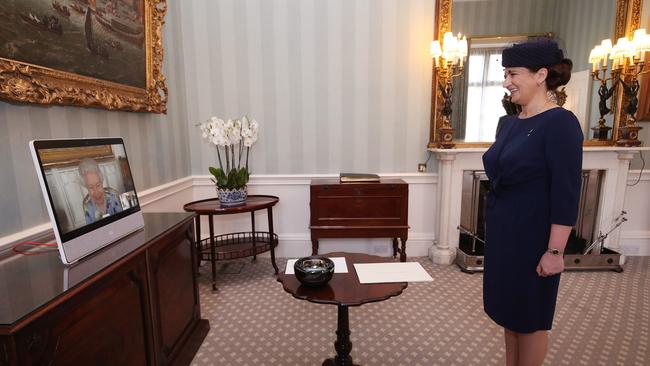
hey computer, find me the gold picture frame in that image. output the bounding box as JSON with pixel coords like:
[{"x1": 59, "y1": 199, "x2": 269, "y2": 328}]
[{"x1": 0, "y1": 0, "x2": 167, "y2": 113}]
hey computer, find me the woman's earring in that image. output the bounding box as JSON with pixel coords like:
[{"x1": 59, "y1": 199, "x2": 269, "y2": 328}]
[{"x1": 547, "y1": 90, "x2": 557, "y2": 104}]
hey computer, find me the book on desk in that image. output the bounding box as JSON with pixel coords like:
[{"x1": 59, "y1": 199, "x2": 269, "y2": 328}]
[{"x1": 339, "y1": 173, "x2": 380, "y2": 183}]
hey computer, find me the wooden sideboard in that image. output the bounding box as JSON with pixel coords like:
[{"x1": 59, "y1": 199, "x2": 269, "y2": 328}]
[
  {"x1": 0, "y1": 213, "x2": 208, "y2": 366},
  {"x1": 310, "y1": 179, "x2": 409, "y2": 261}
]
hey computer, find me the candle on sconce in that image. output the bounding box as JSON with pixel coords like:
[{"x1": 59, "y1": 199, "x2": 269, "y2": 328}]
[
  {"x1": 445, "y1": 36, "x2": 458, "y2": 64},
  {"x1": 633, "y1": 28, "x2": 646, "y2": 53},
  {"x1": 589, "y1": 47, "x2": 600, "y2": 72},
  {"x1": 443, "y1": 32, "x2": 454, "y2": 49},
  {"x1": 459, "y1": 36, "x2": 468, "y2": 68},
  {"x1": 600, "y1": 39, "x2": 612, "y2": 67},
  {"x1": 609, "y1": 41, "x2": 623, "y2": 70},
  {"x1": 633, "y1": 29, "x2": 649, "y2": 62},
  {"x1": 431, "y1": 40, "x2": 442, "y2": 66}
]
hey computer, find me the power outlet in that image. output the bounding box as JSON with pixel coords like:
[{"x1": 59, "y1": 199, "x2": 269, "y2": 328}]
[{"x1": 418, "y1": 163, "x2": 427, "y2": 172}]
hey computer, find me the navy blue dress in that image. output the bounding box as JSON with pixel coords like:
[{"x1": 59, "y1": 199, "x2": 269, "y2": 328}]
[{"x1": 482, "y1": 108, "x2": 583, "y2": 333}]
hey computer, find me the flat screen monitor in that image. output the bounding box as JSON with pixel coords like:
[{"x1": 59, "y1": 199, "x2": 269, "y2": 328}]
[{"x1": 29, "y1": 138, "x2": 144, "y2": 265}]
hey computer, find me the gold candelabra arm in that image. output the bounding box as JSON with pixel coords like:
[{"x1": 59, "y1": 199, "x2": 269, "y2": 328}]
[
  {"x1": 591, "y1": 66, "x2": 608, "y2": 82},
  {"x1": 635, "y1": 61, "x2": 649, "y2": 77},
  {"x1": 449, "y1": 67, "x2": 465, "y2": 79}
]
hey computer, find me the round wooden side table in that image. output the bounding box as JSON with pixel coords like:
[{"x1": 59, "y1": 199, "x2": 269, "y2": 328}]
[
  {"x1": 184, "y1": 195, "x2": 280, "y2": 292},
  {"x1": 277, "y1": 252, "x2": 407, "y2": 366}
]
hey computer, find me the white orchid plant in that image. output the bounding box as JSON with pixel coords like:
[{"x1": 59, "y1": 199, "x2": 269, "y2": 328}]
[{"x1": 198, "y1": 115, "x2": 259, "y2": 190}]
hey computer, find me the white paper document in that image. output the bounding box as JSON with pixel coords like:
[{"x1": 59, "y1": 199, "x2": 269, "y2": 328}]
[
  {"x1": 354, "y1": 262, "x2": 433, "y2": 284},
  {"x1": 285, "y1": 257, "x2": 348, "y2": 275}
]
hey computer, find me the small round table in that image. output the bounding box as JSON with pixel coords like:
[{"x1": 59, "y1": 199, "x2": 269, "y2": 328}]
[
  {"x1": 184, "y1": 195, "x2": 280, "y2": 292},
  {"x1": 277, "y1": 252, "x2": 407, "y2": 366}
]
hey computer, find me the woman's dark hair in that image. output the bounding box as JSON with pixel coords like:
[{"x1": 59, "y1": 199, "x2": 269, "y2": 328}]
[{"x1": 528, "y1": 58, "x2": 573, "y2": 90}]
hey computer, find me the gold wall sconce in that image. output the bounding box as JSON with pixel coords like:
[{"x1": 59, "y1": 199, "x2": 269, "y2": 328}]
[
  {"x1": 589, "y1": 28, "x2": 650, "y2": 146},
  {"x1": 430, "y1": 32, "x2": 468, "y2": 148}
]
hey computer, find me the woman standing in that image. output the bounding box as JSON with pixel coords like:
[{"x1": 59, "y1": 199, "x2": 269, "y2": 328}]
[{"x1": 482, "y1": 40, "x2": 583, "y2": 366}]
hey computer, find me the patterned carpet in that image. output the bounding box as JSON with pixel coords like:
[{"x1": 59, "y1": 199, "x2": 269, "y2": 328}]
[{"x1": 190, "y1": 256, "x2": 650, "y2": 366}]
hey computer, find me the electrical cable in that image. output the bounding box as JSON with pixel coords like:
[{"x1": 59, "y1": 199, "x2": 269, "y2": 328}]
[
  {"x1": 424, "y1": 150, "x2": 433, "y2": 165},
  {"x1": 627, "y1": 151, "x2": 645, "y2": 187}
]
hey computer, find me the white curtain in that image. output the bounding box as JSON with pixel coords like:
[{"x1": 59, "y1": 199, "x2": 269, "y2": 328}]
[{"x1": 464, "y1": 47, "x2": 507, "y2": 142}]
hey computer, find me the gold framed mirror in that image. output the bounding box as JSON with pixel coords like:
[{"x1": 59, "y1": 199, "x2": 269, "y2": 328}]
[{"x1": 428, "y1": 0, "x2": 643, "y2": 148}]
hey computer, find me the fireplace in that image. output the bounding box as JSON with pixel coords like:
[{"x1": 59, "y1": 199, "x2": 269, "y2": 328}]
[
  {"x1": 455, "y1": 169, "x2": 625, "y2": 273},
  {"x1": 429, "y1": 147, "x2": 645, "y2": 267}
]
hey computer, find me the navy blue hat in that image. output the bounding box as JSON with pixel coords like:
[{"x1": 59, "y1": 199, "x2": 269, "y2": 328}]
[{"x1": 502, "y1": 39, "x2": 564, "y2": 68}]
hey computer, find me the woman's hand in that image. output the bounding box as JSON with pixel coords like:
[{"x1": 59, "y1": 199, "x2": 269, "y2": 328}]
[{"x1": 536, "y1": 252, "x2": 564, "y2": 277}]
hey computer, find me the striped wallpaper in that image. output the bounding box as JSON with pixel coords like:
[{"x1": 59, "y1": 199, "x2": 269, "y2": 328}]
[
  {"x1": 180, "y1": 0, "x2": 435, "y2": 176},
  {"x1": 0, "y1": 1, "x2": 191, "y2": 236}
]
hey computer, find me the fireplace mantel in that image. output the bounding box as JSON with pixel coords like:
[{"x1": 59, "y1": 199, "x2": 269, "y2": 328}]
[{"x1": 428, "y1": 146, "x2": 650, "y2": 265}]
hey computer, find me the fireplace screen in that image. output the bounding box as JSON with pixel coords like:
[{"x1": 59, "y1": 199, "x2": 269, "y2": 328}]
[{"x1": 459, "y1": 170, "x2": 605, "y2": 257}]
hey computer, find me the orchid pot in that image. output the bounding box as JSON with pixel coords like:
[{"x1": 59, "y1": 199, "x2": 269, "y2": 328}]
[{"x1": 198, "y1": 115, "x2": 259, "y2": 207}]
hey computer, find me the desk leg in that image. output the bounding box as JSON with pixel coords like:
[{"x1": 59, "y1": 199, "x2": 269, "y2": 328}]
[
  {"x1": 400, "y1": 237, "x2": 407, "y2": 262},
  {"x1": 323, "y1": 305, "x2": 357, "y2": 366},
  {"x1": 267, "y1": 207, "x2": 279, "y2": 274},
  {"x1": 208, "y1": 214, "x2": 218, "y2": 293},
  {"x1": 392, "y1": 238, "x2": 398, "y2": 258},
  {"x1": 312, "y1": 239, "x2": 319, "y2": 255},
  {"x1": 251, "y1": 211, "x2": 257, "y2": 262}
]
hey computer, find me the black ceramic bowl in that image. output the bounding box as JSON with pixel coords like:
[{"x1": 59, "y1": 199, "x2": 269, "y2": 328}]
[{"x1": 294, "y1": 256, "x2": 335, "y2": 287}]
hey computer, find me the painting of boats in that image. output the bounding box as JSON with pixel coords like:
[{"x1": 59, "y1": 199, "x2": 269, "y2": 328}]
[
  {"x1": 94, "y1": 11, "x2": 143, "y2": 47},
  {"x1": 20, "y1": 12, "x2": 63, "y2": 35},
  {"x1": 0, "y1": 0, "x2": 147, "y2": 89}
]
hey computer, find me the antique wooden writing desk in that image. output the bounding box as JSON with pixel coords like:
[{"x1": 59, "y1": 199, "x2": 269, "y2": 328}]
[{"x1": 310, "y1": 179, "x2": 409, "y2": 261}]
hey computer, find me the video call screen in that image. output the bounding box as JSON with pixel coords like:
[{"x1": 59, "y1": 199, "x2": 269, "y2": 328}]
[{"x1": 35, "y1": 142, "x2": 139, "y2": 237}]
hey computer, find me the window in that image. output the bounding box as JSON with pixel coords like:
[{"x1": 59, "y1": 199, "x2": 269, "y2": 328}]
[{"x1": 464, "y1": 48, "x2": 507, "y2": 142}]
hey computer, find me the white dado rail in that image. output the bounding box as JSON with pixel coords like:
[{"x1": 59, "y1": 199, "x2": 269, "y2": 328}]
[{"x1": 429, "y1": 146, "x2": 650, "y2": 265}]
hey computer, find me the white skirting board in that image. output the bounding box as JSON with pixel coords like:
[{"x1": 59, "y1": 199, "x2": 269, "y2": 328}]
[
  {"x1": 2, "y1": 172, "x2": 649, "y2": 258},
  {"x1": 191, "y1": 173, "x2": 438, "y2": 259},
  {"x1": 254, "y1": 234, "x2": 435, "y2": 259}
]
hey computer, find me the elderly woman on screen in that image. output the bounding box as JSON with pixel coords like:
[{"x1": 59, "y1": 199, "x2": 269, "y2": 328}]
[{"x1": 78, "y1": 158, "x2": 122, "y2": 224}]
